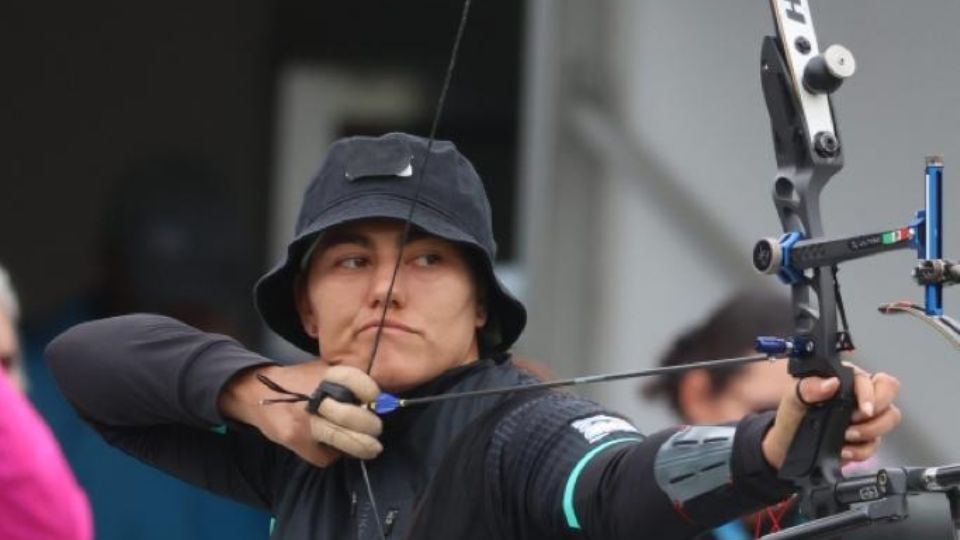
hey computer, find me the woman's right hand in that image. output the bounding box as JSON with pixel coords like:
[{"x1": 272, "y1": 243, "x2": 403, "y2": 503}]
[{"x1": 219, "y1": 361, "x2": 345, "y2": 467}]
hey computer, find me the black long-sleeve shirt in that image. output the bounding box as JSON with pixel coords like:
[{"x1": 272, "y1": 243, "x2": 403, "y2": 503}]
[{"x1": 47, "y1": 314, "x2": 793, "y2": 539}]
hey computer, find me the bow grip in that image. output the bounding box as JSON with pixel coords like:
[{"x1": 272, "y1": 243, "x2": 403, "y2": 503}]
[
  {"x1": 305, "y1": 380, "x2": 360, "y2": 414},
  {"x1": 779, "y1": 364, "x2": 856, "y2": 513}
]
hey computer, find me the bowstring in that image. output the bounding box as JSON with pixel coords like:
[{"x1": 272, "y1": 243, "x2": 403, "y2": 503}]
[
  {"x1": 358, "y1": 1, "x2": 474, "y2": 538},
  {"x1": 359, "y1": 460, "x2": 387, "y2": 540},
  {"x1": 364, "y1": 0, "x2": 473, "y2": 378}
]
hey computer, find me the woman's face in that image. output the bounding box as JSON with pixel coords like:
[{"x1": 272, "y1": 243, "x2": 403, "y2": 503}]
[{"x1": 296, "y1": 219, "x2": 486, "y2": 392}]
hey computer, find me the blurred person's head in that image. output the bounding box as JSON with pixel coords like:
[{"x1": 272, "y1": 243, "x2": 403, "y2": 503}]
[
  {"x1": 644, "y1": 289, "x2": 795, "y2": 424},
  {"x1": 0, "y1": 263, "x2": 24, "y2": 390}
]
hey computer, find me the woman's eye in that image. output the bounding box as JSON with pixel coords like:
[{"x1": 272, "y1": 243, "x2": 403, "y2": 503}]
[
  {"x1": 412, "y1": 253, "x2": 441, "y2": 267},
  {"x1": 337, "y1": 257, "x2": 367, "y2": 269}
]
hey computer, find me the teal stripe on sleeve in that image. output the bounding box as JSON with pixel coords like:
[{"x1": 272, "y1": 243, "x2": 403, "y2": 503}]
[
  {"x1": 713, "y1": 520, "x2": 750, "y2": 540},
  {"x1": 562, "y1": 436, "x2": 643, "y2": 529}
]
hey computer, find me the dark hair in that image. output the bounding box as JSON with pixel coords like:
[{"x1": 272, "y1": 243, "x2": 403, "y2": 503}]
[{"x1": 642, "y1": 289, "x2": 793, "y2": 416}]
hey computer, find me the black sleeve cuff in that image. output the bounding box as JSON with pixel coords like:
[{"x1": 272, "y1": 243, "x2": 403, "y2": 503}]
[
  {"x1": 181, "y1": 338, "x2": 277, "y2": 426},
  {"x1": 731, "y1": 411, "x2": 796, "y2": 503}
]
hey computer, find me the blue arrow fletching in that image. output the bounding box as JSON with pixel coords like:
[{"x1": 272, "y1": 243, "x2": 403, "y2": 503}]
[{"x1": 372, "y1": 393, "x2": 401, "y2": 415}]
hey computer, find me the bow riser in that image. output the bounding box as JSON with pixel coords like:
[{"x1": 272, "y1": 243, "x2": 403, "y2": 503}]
[{"x1": 761, "y1": 0, "x2": 857, "y2": 523}]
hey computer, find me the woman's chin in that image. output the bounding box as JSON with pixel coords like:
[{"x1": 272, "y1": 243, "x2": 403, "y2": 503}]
[
  {"x1": 371, "y1": 366, "x2": 425, "y2": 394},
  {"x1": 375, "y1": 379, "x2": 415, "y2": 394}
]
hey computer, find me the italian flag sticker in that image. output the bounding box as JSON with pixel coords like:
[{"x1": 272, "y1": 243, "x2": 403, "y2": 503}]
[{"x1": 882, "y1": 227, "x2": 913, "y2": 244}]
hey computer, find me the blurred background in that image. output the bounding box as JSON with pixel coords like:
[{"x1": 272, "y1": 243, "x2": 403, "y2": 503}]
[{"x1": 2, "y1": 1, "x2": 959, "y2": 538}]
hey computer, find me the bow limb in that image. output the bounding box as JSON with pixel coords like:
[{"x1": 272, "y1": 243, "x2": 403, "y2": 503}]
[{"x1": 878, "y1": 301, "x2": 960, "y2": 351}]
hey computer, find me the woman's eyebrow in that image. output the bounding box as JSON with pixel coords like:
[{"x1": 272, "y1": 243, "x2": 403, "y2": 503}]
[{"x1": 318, "y1": 231, "x2": 372, "y2": 250}]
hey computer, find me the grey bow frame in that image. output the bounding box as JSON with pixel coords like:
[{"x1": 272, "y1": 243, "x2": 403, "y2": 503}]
[{"x1": 759, "y1": 0, "x2": 857, "y2": 526}]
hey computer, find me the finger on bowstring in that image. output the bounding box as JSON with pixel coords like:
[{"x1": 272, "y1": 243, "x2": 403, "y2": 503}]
[
  {"x1": 310, "y1": 416, "x2": 383, "y2": 460},
  {"x1": 796, "y1": 376, "x2": 840, "y2": 406},
  {"x1": 318, "y1": 397, "x2": 383, "y2": 437},
  {"x1": 846, "y1": 404, "x2": 901, "y2": 442},
  {"x1": 323, "y1": 365, "x2": 380, "y2": 402}
]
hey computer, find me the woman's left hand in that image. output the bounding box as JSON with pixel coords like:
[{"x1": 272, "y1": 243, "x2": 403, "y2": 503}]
[{"x1": 762, "y1": 363, "x2": 902, "y2": 469}]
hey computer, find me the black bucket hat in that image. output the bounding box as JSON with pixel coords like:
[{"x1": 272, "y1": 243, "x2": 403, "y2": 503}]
[{"x1": 255, "y1": 132, "x2": 527, "y2": 355}]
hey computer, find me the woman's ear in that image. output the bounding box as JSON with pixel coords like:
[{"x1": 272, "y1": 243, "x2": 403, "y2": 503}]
[{"x1": 475, "y1": 302, "x2": 487, "y2": 328}]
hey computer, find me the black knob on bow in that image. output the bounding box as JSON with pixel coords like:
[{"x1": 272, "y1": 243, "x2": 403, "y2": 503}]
[{"x1": 803, "y1": 44, "x2": 856, "y2": 94}]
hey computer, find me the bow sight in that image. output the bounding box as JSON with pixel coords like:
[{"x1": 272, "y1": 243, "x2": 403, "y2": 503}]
[{"x1": 752, "y1": 1, "x2": 960, "y2": 538}]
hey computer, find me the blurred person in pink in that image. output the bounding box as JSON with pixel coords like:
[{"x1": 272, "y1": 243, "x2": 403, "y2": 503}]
[{"x1": 0, "y1": 264, "x2": 92, "y2": 540}]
